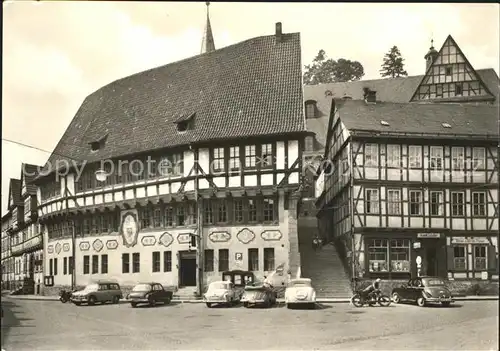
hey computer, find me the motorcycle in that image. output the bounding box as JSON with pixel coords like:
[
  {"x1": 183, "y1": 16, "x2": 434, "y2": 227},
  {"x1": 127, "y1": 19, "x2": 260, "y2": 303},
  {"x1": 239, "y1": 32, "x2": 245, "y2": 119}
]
[
  {"x1": 351, "y1": 289, "x2": 391, "y2": 307},
  {"x1": 59, "y1": 289, "x2": 73, "y2": 303}
]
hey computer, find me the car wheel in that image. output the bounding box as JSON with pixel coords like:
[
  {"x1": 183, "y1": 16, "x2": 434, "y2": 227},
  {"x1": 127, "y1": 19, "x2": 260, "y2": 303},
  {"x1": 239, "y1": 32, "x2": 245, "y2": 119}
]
[
  {"x1": 112, "y1": 296, "x2": 120, "y2": 304},
  {"x1": 243, "y1": 302, "x2": 249, "y2": 308},
  {"x1": 206, "y1": 303, "x2": 212, "y2": 308},
  {"x1": 392, "y1": 292, "x2": 401, "y2": 304},
  {"x1": 165, "y1": 297, "x2": 171, "y2": 305},
  {"x1": 287, "y1": 303, "x2": 293, "y2": 309},
  {"x1": 441, "y1": 302, "x2": 451, "y2": 307},
  {"x1": 308, "y1": 303, "x2": 316, "y2": 310},
  {"x1": 131, "y1": 302, "x2": 137, "y2": 308},
  {"x1": 148, "y1": 297, "x2": 156, "y2": 307},
  {"x1": 74, "y1": 302, "x2": 82, "y2": 306},
  {"x1": 416, "y1": 297, "x2": 426, "y2": 307},
  {"x1": 88, "y1": 296, "x2": 97, "y2": 306}
]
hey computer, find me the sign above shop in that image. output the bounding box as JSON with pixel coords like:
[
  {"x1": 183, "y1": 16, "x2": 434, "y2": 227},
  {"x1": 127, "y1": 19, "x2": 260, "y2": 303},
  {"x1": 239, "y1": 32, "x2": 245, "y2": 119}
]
[
  {"x1": 413, "y1": 242, "x2": 421, "y2": 249},
  {"x1": 417, "y1": 233, "x2": 441, "y2": 238},
  {"x1": 451, "y1": 237, "x2": 491, "y2": 245}
]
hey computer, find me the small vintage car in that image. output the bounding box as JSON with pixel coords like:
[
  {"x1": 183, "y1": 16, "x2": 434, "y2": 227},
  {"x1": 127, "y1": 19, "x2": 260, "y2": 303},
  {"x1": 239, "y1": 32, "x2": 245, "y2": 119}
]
[
  {"x1": 284, "y1": 278, "x2": 316, "y2": 309},
  {"x1": 203, "y1": 281, "x2": 241, "y2": 307},
  {"x1": 127, "y1": 282, "x2": 173, "y2": 308},
  {"x1": 391, "y1": 276, "x2": 454, "y2": 307},
  {"x1": 241, "y1": 283, "x2": 277, "y2": 308},
  {"x1": 71, "y1": 281, "x2": 123, "y2": 306}
]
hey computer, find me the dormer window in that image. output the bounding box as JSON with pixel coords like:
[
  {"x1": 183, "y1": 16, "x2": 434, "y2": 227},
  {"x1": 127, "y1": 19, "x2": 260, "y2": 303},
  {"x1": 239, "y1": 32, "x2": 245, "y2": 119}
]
[
  {"x1": 445, "y1": 66, "x2": 452, "y2": 76},
  {"x1": 174, "y1": 112, "x2": 195, "y2": 133},
  {"x1": 89, "y1": 134, "x2": 108, "y2": 152},
  {"x1": 305, "y1": 100, "x2": 317, "y2": 119}
]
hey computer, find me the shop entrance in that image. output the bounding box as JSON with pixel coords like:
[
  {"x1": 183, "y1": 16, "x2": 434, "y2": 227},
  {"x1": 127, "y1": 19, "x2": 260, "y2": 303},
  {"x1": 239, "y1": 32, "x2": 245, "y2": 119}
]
[
  {"x1": 179, "y1": 251, "x2": 197, "y2": 287},
  {"x1": 416, "y1": 237, "x2": 446, "y2": 278}
]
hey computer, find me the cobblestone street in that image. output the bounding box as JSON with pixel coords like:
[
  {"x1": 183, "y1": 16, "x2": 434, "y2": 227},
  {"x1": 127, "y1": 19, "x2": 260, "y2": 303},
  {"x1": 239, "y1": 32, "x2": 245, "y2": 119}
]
[{"x1": 1, "y1": 299, "x2": 498, "y2": 350}]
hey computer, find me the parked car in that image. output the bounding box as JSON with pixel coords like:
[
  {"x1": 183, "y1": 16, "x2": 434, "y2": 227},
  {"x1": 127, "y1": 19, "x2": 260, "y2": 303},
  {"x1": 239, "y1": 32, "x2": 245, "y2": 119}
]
[
  {"x1": 284, "y1": 278, "x2": 316, "y2": 309},
  {"x1": 391, "y1": 276, "x2": 454, "y2": 307},
  {"x1": 71, "y1": 281, "x2": 122, "y2": 306},
  {"x1": 203, "y1": 281, "x2": 241, "y2": 307},
  {"x1": 127, "y1": 282, "x2": 173, "y2": 308},
  {"x1": 241, "y1": 283, "x2": 277, "y2": 308}
]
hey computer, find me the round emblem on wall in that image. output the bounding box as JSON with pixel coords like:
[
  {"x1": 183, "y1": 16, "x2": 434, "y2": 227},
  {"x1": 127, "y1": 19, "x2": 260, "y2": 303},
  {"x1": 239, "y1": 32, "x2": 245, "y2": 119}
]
[
  {"x1": 141, "y1": 236, "x2": 157, "y2": 246},
  {"x1": 120, "y1": 211, "x2": 139, "y2": 248},
  {"x1": 55, "y1": 243, "x2": 62, "y2": 254},
  {"x1": 236, "y1": 228, "x2": 255, "y2": 244},
  {"x1": 93, "y1": 239, "x2": 104, "y2": 253},
  {"x1": 106, "y1": 240, "x2": 119, "y2": 250},
  {"x1": 63, "y1": 243, "x2": 70, "y2": 252},
  {"x1": 158, "y1": 232, "x2": 173, "y2": 248}
]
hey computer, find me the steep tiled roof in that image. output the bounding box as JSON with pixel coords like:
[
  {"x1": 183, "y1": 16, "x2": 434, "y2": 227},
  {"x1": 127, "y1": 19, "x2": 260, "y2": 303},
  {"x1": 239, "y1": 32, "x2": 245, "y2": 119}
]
[
  {"x1": 21, "y1": 163, "x2": 40, "y2": 195},
  {"x1": 40, "y1": 32, "x2": 306, "y2": 176},
  {"x1": 9, "y1": 179, "x2": 22, "y2": 207},
  {"x1": 337, "y1": 100, "x2": 499, "y2": 139}
]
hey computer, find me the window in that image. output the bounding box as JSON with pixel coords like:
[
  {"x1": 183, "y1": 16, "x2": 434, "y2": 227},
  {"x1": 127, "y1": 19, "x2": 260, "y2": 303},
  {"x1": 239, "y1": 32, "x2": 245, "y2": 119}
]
[
  {"x1": 219, "y1": 249, "x2": 229, "y2": 272},
  {"x1": 455, "y1": 83, "x2": 463, "y2": 96},
  {"x1": 212, "y1": 148, "x2": 224, "y2": 172},
  {"x1": 248, "y1": 249, "x2": 259, "y2": 271},
  {"x1": 472, "y1": 148, "x2": 486, "y2": 170},
  {"x1": 248, "y1": 199, "x2": 257, "y2": 222},
  {"x1": 171, "y1": 153, "x2": 184, "y2": 176},
  {"x1": 158, "y1": 157, "x2": 172, "y2": 178},
  {"x1": 264, "y1": 248, "x2": 275, "y2": 271},
  {"x1": 445, "y1": 66, "x2": 452, "y2": 76},
  {"x1": 163, "y1": 251, "x2": 172, "y2": 272},
  {"x1": 430, "y1": 146, "x2": 443, "y2": 170},
  {"x1": 409, "y1": 190, "x2": 422, "y2": 215},
  {"x1": 83, "y1": 255, "x2": 90, "y2": 274},
  {"x1": 122, "y1": 253, "x2": 130, "y2": 273},
  {"x1": 474, "y1": 246, "x2": 487, "y2": 270},
  {"x1": 386, "y1": 145, "x2": 400, "y2": 168},
  {"x1": 389, "y1": 239, "x2": 410, "y2": 272},
  {"x1": 229, "y1": 146, "x2": 240, "y2": 170},
  {"x1": 203, "y1": 202, "x2": 213, "y2": 225},
  {"x1": 260, "y1": 144, "x2": 273, "y2": 168},
  {"x1": 305, "y1": 102, "x2": 315, "y2": 118},
  {"x1": 451, "y1": 192, "x2": 465, "y2": 216},
  {"x1": 245, "y1": 145, "x2": 256, "y2": 168},
  {"x1": 204, "y1": 250, "x2": 214, "y2": 272},
  {"x1": 69, "y1": 256, "x2": 73, "y2": 275},
  {"x1": 139, "y1": 207, "x2": 152, "y2": 229},
  {"x1": 365, "y1": 189, "x2": 379, "y2": 214},
  {"x1": 132, "y1": 253, "x2": 140, "y2": 273},
  {"x1": 53, "y1": 258, "x2": 58, "y2": 275},
  {"x1": 215, "y1": 200, "x2": 228, "y2": 223},
  {"x1": 101, "y1": 254, "x2": 108, "y2": 274},
  {"x1": 92, "y1": 255, "x2": 99, "y2": 274},
  {"x1": 233, "y1": 199, "x2": 243, "y2": 223},
  {"x1": 368, "y1": 239, "x2": 388, "y2": 272},
  {"x1": 63, "y1": 257, "x2": 68, "y2": 275},
  {"x1": 387, "y1": 189, "x2": 401, "y2": 215},
  {"x1": 152, "y1": 251, "x2": 161, "y2": 272},
  {"x1": 472, "y1": 192, "x2": 486, "y2": 216},
  {"x1": 364, "y1": 144, "x2": 378, "y2": 167},
  {"x1": 430, "y1": 191, "x2": 443, "y2": 216},
  {"x1": 24, "y1": 197, "x2": 31, "y2": 214},
  {"x1": 408, "y1": 146, "x2": 422, "y2": 168},
  {"x1": 263, "y1": 198, "x2": 276, "y2": 222},
  {"x1": 153, "y1": 208, "x2": 162, "y2": 227},
  {"x1": 451, "y1": 147, "x2": 465, "y2": 171},
  {"x1": 453, "y1": 246, "x2": 466, "y2": 270},
  {"x1": 164, "y1": 206, "x2": 174, "y2": 227}
]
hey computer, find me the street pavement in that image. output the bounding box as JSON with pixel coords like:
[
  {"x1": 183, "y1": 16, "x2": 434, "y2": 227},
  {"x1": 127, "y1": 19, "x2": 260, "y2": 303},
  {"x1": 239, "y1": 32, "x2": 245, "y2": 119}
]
[{"x1": 1, "y1": 298, "x2": 498, "y2": 350}]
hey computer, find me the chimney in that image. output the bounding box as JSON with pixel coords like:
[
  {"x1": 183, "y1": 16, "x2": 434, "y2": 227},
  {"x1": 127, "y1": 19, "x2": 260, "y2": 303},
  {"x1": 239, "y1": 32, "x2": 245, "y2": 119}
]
[{"x1": 275, "y1": 22, "x2": 282, "y2": 43}]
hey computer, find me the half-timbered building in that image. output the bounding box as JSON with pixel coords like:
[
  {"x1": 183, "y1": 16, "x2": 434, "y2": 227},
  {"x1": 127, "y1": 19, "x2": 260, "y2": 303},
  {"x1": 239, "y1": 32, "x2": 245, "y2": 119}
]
[
  {"x1": 1, "y1": 211, "x2": 14, "y2": 290},
  {"x1": 34, "y1": 20, "x2": 307, "y2": 296},
  {"x1": 312, "y1": 35, "x2": 499, "y2": 290}
]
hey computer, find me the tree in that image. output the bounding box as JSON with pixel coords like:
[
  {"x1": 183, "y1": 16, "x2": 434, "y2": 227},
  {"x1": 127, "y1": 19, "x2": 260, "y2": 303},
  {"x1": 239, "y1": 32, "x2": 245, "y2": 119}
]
[
  {"x1": 380, "y1": 46, "x2": 408, "y2": 78},
  {"x1": 303, "y1": 50, "x2": 365, "y2": 84}
]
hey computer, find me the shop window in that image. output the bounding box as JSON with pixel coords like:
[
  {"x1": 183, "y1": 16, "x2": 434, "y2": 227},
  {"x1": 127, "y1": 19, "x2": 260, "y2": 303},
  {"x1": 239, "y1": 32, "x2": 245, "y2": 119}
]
[
  {"x1": 453, "y1": 246, "x2": 466, "y2": 270},
  {"x1": 390, "y1": 239, "x2": 410, "y2": 272},
  {"x1": 474, "y1": 246, "x2": 487, "y2": 271},
  {"x1": 368, "y1": 239, "x2": 388, "y2": 272}
]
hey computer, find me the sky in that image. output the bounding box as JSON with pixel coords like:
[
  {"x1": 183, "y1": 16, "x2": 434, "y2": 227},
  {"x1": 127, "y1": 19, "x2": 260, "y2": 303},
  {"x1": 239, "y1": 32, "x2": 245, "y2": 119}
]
[{"x1": 2, "y1": 1, "x2": 499, "y2": 215}]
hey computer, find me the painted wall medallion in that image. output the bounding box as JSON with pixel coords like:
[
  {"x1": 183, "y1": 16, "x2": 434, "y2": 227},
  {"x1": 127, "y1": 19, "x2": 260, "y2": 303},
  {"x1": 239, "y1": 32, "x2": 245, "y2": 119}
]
[
  {"x1": 55, "y1": 243, "x2": 62, "y2": 254},
  {"x1": 141, "y1": 236, "x2": 157, "y2": 246},
  {"x1": 177, "y1": 233, "x2": 192, "y2": 244},
  {"x1": 63, "y1": 243, "x2": 70, "y2": 252},
  {"x1": 236, "y1": 228, "x2": 255, "y2": 244},
  {"x1": 158, "y1": 232, "x2": 174, "y2": 248},
  {"x1": 47, "y1": 245, "x2": 54, "y2": 254},
  {"x1": 92, "y1": 239, "x2": 104, "y2": 252},
  {"x1": 261, "y1": 230, "x2": 283, "y2": 241},
  {"x1": 120, "y1": 210, "x2": 139, "y2": 248},
  {"x1": 106, "y1": 240, "x2": 119, "y2": 250},
  {"x1": 79, "y1": 241, "x2": 90, "y2": 251},
  {"x1": 209, "y1": 231, "x2": 231, "y2": 243}
]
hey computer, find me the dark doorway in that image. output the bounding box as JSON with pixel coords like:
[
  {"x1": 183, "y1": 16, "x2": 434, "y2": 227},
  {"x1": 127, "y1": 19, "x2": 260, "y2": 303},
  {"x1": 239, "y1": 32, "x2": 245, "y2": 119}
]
[
  {"x1": 179, "y1": 251, "x2": 197, "y2": 287},
  {"x1": 426, "y1": 247, "x2": 437, "y2": 276}
]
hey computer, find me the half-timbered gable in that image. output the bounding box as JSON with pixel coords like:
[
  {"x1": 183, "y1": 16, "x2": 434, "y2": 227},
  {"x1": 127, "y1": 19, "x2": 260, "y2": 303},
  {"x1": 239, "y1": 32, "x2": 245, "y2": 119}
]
[
  {"x1": 316, "y1": 97, "x2": 499, "y2": 283},
  {"x1": 33, "y1": 22, "x2": 307, "y2": 294}
]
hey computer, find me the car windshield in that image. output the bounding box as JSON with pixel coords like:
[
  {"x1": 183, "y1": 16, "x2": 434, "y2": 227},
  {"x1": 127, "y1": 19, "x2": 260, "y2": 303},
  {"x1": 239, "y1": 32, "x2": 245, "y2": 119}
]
[
  {"x1": 84, "y1": 284, "x2": 98, "y2": 292},
  {"x1": 423, "y1": 278, "x2": 445, "y2": 286},
  {"x1": 132, "y1": 284, "x2": 152, "y2": 292},
  {"x1": 209, "y1": 283, "x2": 228, "y2": 290}
]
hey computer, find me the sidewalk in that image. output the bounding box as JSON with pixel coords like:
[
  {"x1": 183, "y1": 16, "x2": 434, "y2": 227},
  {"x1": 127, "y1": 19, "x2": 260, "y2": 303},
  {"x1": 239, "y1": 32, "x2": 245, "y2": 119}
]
[{"x1": 4, "y1": 295, "x2": 498, "y2": 303}]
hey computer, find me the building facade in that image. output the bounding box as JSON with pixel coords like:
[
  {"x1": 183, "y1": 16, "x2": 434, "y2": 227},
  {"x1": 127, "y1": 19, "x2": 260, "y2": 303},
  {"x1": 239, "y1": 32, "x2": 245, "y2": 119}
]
[
  {"x1": 34, "y1": 21, "x2": 308, "y2": 296},
  {"x1": 312, "y1": 35, "x2": 499, "y2": 291},
  {"x1": 1, "y1": 212, "x2": 14, "y2": 290}
]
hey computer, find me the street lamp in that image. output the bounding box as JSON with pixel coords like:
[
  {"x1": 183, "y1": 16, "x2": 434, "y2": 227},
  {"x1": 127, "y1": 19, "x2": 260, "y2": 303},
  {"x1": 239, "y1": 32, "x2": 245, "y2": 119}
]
[{"x1": 68, "y1": 168, "x2": 109, "y2": 291}]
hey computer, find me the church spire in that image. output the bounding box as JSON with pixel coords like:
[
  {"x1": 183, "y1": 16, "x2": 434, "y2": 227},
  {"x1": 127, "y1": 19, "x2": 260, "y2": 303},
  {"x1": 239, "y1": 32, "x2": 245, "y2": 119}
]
[{"x1": 201, "y1": 2, "x2": 215, "y2": 54}]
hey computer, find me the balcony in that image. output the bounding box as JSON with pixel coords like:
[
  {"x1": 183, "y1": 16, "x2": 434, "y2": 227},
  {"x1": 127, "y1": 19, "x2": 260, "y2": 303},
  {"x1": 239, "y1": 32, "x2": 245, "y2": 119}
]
[{"x1": 10, "y1": 234, "x2": 43, "y2": 257}]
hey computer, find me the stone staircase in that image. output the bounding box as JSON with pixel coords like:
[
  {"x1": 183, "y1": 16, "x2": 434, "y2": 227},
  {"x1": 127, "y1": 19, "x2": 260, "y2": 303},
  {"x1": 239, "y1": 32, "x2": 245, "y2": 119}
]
[
  {"x1": 297, "y1": 217, "x2": 352, "y2": 298},
  {"x1": 172, "y1": 286, "x2": 201, "y2": 301}
]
